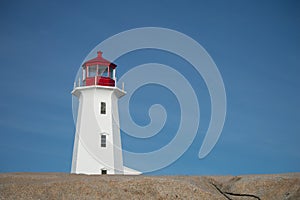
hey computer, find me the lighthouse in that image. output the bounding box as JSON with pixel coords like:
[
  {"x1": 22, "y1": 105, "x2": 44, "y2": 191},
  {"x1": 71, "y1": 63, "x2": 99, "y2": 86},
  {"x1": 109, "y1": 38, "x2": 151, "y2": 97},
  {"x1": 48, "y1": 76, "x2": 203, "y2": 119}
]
[{"x1": 71, "y1": 51, "x2": 140, "y2": 175}]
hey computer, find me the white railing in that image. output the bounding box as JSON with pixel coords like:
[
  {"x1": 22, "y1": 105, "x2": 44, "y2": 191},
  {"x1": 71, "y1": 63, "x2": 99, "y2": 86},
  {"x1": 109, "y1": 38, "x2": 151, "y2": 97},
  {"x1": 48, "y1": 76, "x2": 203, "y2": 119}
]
[
  {"x1": 73, "y1": 77, "x2": 83, "y2": 89},
  {"x1": 73, "y1": 72, "x2": 124, "y2": 92}
]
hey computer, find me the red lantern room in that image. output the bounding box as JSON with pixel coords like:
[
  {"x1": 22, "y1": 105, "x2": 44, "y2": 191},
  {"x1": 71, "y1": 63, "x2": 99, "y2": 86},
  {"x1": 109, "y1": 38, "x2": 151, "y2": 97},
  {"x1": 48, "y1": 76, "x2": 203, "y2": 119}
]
[{"x1": 82, "y1": 51, "x2": 116, "y2": 87}]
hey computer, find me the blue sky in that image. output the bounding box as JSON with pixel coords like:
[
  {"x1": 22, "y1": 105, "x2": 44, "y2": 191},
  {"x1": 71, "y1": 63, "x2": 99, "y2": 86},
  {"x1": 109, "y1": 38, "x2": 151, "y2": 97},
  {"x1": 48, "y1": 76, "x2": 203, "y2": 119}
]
[{"x1": 0, "y1": 0, "x2": 299, "y2": 175}]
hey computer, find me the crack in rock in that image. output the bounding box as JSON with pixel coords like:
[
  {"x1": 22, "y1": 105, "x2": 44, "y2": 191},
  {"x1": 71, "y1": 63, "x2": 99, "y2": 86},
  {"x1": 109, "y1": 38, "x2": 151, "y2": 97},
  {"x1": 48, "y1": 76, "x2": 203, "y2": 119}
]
[
  {"x1": 211, "y1": 182, "x2": 231, "y2": 200},
  {"x1": 211, "y1": 182, "x2": 261, "y2": 200},
  {"x1": 224, "y1": 191, "x2": 261, "y2": 200}
]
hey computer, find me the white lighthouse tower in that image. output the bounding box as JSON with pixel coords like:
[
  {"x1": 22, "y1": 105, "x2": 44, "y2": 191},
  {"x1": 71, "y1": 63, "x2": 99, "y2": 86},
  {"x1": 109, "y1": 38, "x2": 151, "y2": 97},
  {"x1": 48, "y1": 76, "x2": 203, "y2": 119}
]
[{"x1": 71, "y1": 51, "x2": 140, "y2": 175}]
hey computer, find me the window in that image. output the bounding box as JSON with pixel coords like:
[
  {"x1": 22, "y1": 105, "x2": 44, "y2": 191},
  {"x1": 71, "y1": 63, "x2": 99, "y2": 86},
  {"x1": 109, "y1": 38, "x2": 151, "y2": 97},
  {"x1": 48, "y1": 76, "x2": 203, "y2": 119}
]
[
  {"x1": 109, "y1": 69, "x2": 114, "y2": 79},
  {"x1": 101, "y1": 134, "x2": 106, "y2": 147},
  {"x1": 98, "y1": 66, "x2": 107, "y2": 76},
  {"x1": 101, "y1": 169, "x2": 107, "y2": 174},
  {"x1": 82, "y1": 69, "x2": 86, "y2": 81},
  {"x1": 100, "y1": 102, "x2": 106, "y2": 114},
  {"x1": 88, "y1": 66, "x2": 97, "y2": 77},
  {"x1": 102, "y1": 68, "x2": 108, "y2": 77}
]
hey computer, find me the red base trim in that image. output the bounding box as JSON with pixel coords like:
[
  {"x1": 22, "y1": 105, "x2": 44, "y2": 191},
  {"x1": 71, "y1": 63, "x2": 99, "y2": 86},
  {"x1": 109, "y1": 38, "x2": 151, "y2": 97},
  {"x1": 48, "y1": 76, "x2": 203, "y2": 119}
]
[{"x1": 85, "y1": 76, "x2": 115, "y2": 87}]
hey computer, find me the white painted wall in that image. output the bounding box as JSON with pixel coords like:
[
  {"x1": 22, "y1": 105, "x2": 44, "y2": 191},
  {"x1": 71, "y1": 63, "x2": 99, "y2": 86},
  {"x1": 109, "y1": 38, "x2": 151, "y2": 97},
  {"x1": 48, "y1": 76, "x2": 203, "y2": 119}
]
[{"x1": 71, "y1": 86, "x2": 125, "y2": 175}]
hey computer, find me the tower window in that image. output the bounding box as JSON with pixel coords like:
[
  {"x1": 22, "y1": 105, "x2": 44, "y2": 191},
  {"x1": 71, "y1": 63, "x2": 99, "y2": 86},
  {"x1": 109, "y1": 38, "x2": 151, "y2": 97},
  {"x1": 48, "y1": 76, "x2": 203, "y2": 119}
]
[
  {"x1": 101, "y1": 169, "x2": 107, "y2": 174},
  {"x1": 100, "y1": 102, "x2": 106, "y2": 114},
  {"x1": 101, "y1": 134, "x2": 106, "y2": 147}
]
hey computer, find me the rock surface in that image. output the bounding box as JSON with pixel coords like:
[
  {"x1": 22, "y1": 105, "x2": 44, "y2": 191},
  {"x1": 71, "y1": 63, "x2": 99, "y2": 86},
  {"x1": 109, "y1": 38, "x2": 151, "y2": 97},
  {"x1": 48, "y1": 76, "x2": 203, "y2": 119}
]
[{"x1": 0, "y1": 173, "x2": 299, "y2": 199}]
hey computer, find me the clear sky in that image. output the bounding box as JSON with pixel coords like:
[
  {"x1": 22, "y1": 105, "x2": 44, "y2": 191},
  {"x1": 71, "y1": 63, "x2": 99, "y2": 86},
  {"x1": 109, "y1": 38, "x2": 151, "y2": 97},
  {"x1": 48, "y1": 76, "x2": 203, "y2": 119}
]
[{"x1": 0, "y1": 0, "x2": 299, "y2": 175}]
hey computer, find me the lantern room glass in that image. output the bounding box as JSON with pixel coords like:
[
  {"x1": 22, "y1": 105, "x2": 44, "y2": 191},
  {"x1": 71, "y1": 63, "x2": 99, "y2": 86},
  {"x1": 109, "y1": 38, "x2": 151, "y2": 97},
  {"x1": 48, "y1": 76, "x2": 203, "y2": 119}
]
[
  {"x1": 98, "y1": 66, "x2": 114, "y2": 79},
  {"x1": 88, "y1": 65, "x2": 97, "y2": 77},
  {"x1": 98, "y1": 66, "x2": 107, "y2": 76},
  {"x1": 110, "y1": 69, "x2": 114, "y2": 79}
]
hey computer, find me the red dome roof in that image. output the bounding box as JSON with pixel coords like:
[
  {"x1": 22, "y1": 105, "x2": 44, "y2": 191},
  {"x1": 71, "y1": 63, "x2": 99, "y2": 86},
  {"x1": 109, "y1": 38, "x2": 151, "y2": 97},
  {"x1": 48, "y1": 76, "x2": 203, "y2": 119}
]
[{"x1": 82, "y1": 51, "x2": 117, "y2": 69}]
